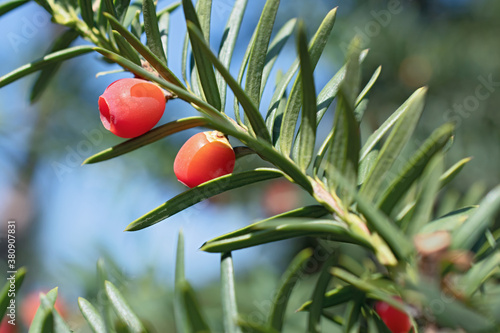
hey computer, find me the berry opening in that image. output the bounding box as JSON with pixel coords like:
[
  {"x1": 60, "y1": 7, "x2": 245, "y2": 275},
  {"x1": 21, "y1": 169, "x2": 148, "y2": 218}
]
[{"x1": 98, "y1": 96, "x2": 111, "y2": 130}]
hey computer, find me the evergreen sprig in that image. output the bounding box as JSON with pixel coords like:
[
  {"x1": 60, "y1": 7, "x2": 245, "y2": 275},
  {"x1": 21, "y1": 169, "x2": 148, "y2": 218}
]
[{"x1": 1, "y1": 0, "x2": 499, "y2": 331}]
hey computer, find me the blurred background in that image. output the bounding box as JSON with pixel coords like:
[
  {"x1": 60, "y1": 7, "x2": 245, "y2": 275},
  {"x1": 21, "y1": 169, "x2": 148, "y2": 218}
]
[{"x1": 0, "y1": 0, "x2": 498, "y2": 331}]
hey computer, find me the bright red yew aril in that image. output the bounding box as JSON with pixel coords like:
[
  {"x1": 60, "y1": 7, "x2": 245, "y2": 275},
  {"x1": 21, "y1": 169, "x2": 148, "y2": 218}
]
[
  {"x1": 374, "y1": 297, "x2": 412, "y2": 333},
  {"x1": 98, "y1": 78, "x2": 166, "y2": 138},
  {"x1": 174, "y1": 131, "x2": 235, "y2": 188}
]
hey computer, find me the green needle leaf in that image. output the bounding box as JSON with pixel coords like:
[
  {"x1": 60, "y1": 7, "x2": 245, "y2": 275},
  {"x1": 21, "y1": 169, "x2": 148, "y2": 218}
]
[
  {"x1": 221, "y1": 253, "x2": 242, "y2": 333},
  {"x1": 217, "y1": 0, "x2": 248, "y2": 113},
  {"x1": 461, "y1": 251, "x2": 500, "y2": 297},
  {"x1": 158, "y1": 12, "x2": 171, "y2": 65},
  {"x1": 355, "y1": 65, "x2": 381, "y2": 106},
  {"x1": 95, "y1": 259, "x2": 114, "y2": 330},
  {"x1": 313, "y1": 129, "x2": 333, "y2": 177},
  {"x1": 329, "y1": 165, "x2": 412, "y2": 260},
  {"x1": 330, "y1": 269, "x2": 401, "y2": 309},
  {"x1": 269, "y1": 76, "x2": 287, "y2": 145},
  {"x1": 406, "y1": 153, "x2": 444, "y2": 236},
  {"x1": 143, "y1": 0, "x2": 167, "y2": 64},
  {"x1": 234, "y1": 28, "x2": 257, "y2": 125},
  {"x1": 279, "y1": 8, "x2": 337, "y2": 155},
  {"x1": 78, "y1": 0, "x2": 94, "y2": 27},
  {"x1": 421, "y1": 206, "x2": 476, "y2": 234},
  {"x1": 245, "y1": 0, "x2": 280, "y2": 110},
  {"x1": 83, "y1": 117, "x2": 208, "y2": 164},
  {"x1": 29, "y1": 288, "x2": 58, "y2": 333},
  {"x1": 30, "y1": 29, "x2": 80, "y2": 103},
  {"x1": 125, "y1": 168, "x2": 283, "y2": 231},
  {"x1": 297, "y1": 285, "x2": 360, "y2": 312},
  {"x1": 183, "y1": 0, "x2": 221, "y2": 110},
  {"x1": 296, "y1": 21, "x2": 317, "y2": 171},
  {"x1": 476, "y1": 229, "x2": 500, "y2": 262},
  {"x1": 105, "y1": 280, "x2": 146, "y2": 333},
  {"x1": 261, "y1": 18, "x2": 297, "y2": 97},
  {"x1": 175, "y1": 230, "x2": 186, "y2": 285},
  {"x1": 0, "y1": 45, "x2": 93, "y2": 88},
  {"x1": 157, "y1": 1, "x2": 182, "y2": 17},
  {"x1": 356, "y1": 195, "x2": 413, "y2": 260},
  {"x1": 294, "y1": 49, "x2": 368, "y2": 161},
  {"x1": 201, "y1": 218, "x2": 373, "y2": 253},
  {"x1": 102, "y1": 0, "x2": 117, "y2": 18},
  {"x1": 96, "y1": 0, "x2": 107, "y2": 33},
  {"x1": 0, "y1": 267, "x2": 26, "y2": 319},
  {"x1": 308, "y1": 253, "x2": 337, "y2": 333},
  {"x1": 322, "y1": 50, "x2": 368, "y2": 123},
  {"x1": 180, "y1": 280, "x2": 212, "y2": 332},
  {"x1": 187, "y1": 22, "x2": 272, "y2": 142},
  {"x1": 439, "y1": 157, "x2": 472, "y2": 189},
  {"x1": 174, "y1": 230, "x2": 190, "y2": 333},
  {"x1": 360, "y1": 87, "x2": 426, "y2": 161},
  {"x1": 359, "y1": 87, "x2": 427, "y2": 202},
  {"x1": 370, "y1": 311, "x2": 394, "y2": 333},
  {"x1": 208, "y1": 205, "x2": 330, "y2": 243},
  {"x1": 0, "y1": 0, "x2": 29, "y2": 17},
  {"x1": 130, "y1": 9, "x2": 142, "y2": 38},
  {"x1": 104, "y1": 13, "x2": 184, "y2": 88},
  {"x1": 377, "y1": 123, "x2": 454, "y2": 215},
  {"x1": 112, "y1": 31, "x2": 141, "y2": 66},
  {"x1": 339, "y1": 38, "x2": 362, "y2": 106},
  {"x1": 233, "y1": 146, "x2": 257, "y2": 159},
  {"x1": 114, "y1": 0, "x2": 131, "y2": 23},
  {"x1": 309, "y1": 47, "x2": 365, "y2": 177},
  {"x1": 417, "y1": 281, "x2": 497, "y2": 332},
  {"x1": 53, "y1": 309, "x2": 71, "y2": 332},
  {"x1": 353, "y1": 98, "x2": 369, "y2": 123},
  {"x1": 181, "y1": 29, "x2": 192, "y2": 87},
  {"x1": 196, "y1": 0, "x2": 212, "y2": 41},
  {"x1": 343, "y1": 296, "x2": 364, "y2": 333},
  {"x1": 265, "y1": 59, "x2": 299, "y2": 137},
  {"x1": 451, "y1": 185, "x2": 500, "y2": 250},
  {"x1": 325, "y1": 38, "x2": 361, "y2": 200},
  {"x1": 357, "y1": 148, "x2": 378, "y2": 186},
  {"x1": 78, "y1": 298, "x2": 107, "y2": 333},
  {"x1": 268, "y1": 248, "x2": 312, "y2": 331}
]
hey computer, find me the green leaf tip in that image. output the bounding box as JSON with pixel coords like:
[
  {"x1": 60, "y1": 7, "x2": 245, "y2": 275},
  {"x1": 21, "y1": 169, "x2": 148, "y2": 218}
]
[
  {"x1": 83, "y1": 117, "x2": 208, "y2": 165},
  {"x1": 124, "y1": 168, "x2": 284, "y2": 231}
]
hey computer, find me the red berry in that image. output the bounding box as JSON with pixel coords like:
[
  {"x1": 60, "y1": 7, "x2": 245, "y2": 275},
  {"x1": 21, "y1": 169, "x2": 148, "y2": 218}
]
[
  {"x1": 374, "y1": 297, "x2": 412, "y2": 333},
  {"x1": 98, "y1": 78, "x2": 166, "y2": 138},
  {"x1": 174, "y1": 131, "x2": 235, "y2": 188}
]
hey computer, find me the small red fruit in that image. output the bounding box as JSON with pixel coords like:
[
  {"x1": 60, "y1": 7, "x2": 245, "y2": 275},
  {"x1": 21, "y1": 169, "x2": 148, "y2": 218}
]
[
  {"x1": 98, "y1": 78, "x2": 166, "y2": 138},
  {"x1": 174, "y1": 131, "x2": 235, "y2": 188},
  {"x1": 374, "y1": 297, "x2": 412, "y2": 333}
]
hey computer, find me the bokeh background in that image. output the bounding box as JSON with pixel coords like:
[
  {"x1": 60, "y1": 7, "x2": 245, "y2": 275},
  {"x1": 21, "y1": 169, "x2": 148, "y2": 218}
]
[{"x1": 0, "y1": 0, "x2": 498, "y2": 331}]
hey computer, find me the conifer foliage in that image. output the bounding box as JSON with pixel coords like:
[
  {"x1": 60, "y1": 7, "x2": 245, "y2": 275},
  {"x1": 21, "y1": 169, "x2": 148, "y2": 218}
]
[{"x1": 1, "y1": 0, "x2": 500, "y2": 332}]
